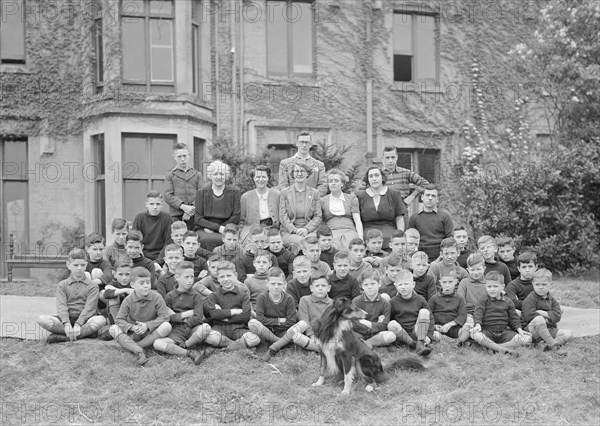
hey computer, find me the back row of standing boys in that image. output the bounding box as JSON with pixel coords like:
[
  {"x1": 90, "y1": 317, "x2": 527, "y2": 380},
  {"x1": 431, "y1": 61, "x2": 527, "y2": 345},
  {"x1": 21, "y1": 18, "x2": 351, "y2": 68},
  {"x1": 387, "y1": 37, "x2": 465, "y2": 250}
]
[{"x1": 38, "y1": 216, "x2": 572, "y2": 366}]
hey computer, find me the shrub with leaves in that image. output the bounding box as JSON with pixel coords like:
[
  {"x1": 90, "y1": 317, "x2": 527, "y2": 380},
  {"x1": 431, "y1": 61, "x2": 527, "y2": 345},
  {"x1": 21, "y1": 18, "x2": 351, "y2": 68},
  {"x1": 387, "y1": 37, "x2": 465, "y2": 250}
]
[{"x1": 311, "y1": 139, "x2": 363, "y2": 193}]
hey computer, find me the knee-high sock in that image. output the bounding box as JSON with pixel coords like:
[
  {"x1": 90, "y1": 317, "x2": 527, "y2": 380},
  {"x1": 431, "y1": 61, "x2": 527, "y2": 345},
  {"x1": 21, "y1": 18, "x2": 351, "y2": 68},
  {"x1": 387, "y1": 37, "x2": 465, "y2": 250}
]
[
  {"x1": 292, "y1": 333, "x2": 319, "y2": 352},
  {"x1": 185, "y1": 324, "x2": 211, "y2": 347},
  {"x1": 529, "y1": 316, "x2": 556, "y2": 345},
  {"x1": 554, "y1": 329, "x2": 572, "y2": 346},
  {"x1": 500, "y1": 333, "x2": 531, "y2": 350},
  {"x1": 137, "y1": 322, "x2": 172, "y2": 348},
  {"x1": 415, "y1": 309, "x2": 430, "y2": 341},
  {"x1": 37, "y1": 315, "x2": 65, "y2": 334},
  {"x1": 472, "y1": 331, "x2": 510, "y2": 353},
  {"x1": 154, "y1": 339, "x2": 188, "y2": 356},
  {"x1": 248, "y1": 319, "x2": 280, "y2": 343},
  {"x1": 388, "y1": 321, "x2": 414, "y2": 346},
  {"x1": 113, "y1": 333, "x2": 143, "y2": 354},
  {"x1": 366, "y1": 331, "x2": 396, "y2": 347},
  {"x1": 270, "y1": 321, "x2": 308, "y2": 352},
  {"x1": 79, "y1": 316, "x2": 106, "y2": 338}
]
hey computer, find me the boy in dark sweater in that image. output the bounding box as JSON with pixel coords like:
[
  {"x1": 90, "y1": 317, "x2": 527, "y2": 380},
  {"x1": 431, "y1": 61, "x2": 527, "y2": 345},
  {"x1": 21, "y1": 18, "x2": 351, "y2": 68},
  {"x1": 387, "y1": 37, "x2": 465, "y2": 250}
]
[
  {"x1": 213, "y1": 223, "x2": 244, "y2": 263},
  {"x1": 104, "y1": 218, "x2": 129, "y2": 267},
  {"x1": 387, "y1": 270, "x2": 434, "y2": 356},
  {"x1": 125, "y1": 230, "x2": 157, "y2": 287},
  {"x1": 497, "y1": 236, "x2": 520, "y2": 282},
  {"x1": 378, "y1": 254, "x2": 403, "y2": 300},
  {"x1": 317, "y1": 225, "x2": 338, "y2": 269},
  {"x1": 505, "y1": 251, "x2": 537, "y2": 311},
  {"x1": 236, "y1": 226, "x2": 279, "y2": 281},
  {"x1": 156, "y1": 244, "x2": 183, "y2": 298},
  {"x1": 85, "y1": 233, "x2": 113, "y2": 289},
  {"x1": 37, "y1": 248, "x2": 107, "y2": 344},
  {"x1": 109, "y1": 267, "x2": 172, "y2": 366},
  {"x1": 286, "y1": 256, "x2": 313, "y2": 307},
  {"x1": 181, "y1": 231, "x2": 208, "y2": 279},
  {"x1": 102, "y1": 261, "x2": 135, "y2": 324},
  {"x1": 428, "y1": 271, "x2": 467, "y2": 342},
  {"x1": 478, "y1": 235, "x2": 512, "y2": 286},
  {"x1": 132, "y1": 190, "x2": 173, "y2": 261},
  {"x1": 456, "y1": 253, "x2": 488, "y2": 346},
  {"x1": 412, "y1": 251, "x2": 437, "y2": 301},
  {"x1": 153, "y1": 261, "x2": 211, "y2": 365},
  {"x1": 267, "y1": 229, "x2": 296, "y2": 278},
  {"x1": 248, "y1": 267, "x2": 298, "y2": 362},
  {"x1": 244, "y1": 249, "x2": 272, "y2": 314},
  {"x1": 352, "y1": 270, "x2": 396, "y2": 347},
  {"x1": 471, "y1": 271, "x2": 532, "y2": 356},
  {"x1": 364, "y1": 229, "x2": 387, "y2": 268},
  {"x1": 521, "y1": 268, "x2": 572, "y2": 353},
  {"x1": 453, "y1": 226, "x2": 472, "y2": 269},
  {"x1": 328, "y1": 251, "x2": 361, "y2": 300}
]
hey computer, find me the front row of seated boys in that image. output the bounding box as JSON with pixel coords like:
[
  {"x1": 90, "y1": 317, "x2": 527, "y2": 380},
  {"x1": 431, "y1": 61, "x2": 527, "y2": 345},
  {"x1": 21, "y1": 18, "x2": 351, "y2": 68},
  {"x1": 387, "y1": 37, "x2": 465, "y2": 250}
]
[{"x1": 37, "y1": 235, "x2": 573, "y2": 365}]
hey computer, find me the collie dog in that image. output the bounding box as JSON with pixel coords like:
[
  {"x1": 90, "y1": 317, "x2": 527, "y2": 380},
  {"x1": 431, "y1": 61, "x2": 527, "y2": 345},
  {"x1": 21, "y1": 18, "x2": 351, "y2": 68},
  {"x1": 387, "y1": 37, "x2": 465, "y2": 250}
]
[{"x1": 312, "y1": 298, "x2": 425, "y2": 395}]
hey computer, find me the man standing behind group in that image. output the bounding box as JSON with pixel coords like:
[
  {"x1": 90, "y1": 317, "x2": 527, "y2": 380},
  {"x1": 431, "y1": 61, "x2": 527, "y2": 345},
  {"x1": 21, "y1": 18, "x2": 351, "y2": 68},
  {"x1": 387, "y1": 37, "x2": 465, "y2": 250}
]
[
  {"x1": 278, "y1": 131, "x2": 327, "y2": 197},
  {"x1": 164, "y1": 143, "x2": 203, "y2": 229},
  {"x1": 381, "y1": 146, "x2": 430, "y2": 222}
]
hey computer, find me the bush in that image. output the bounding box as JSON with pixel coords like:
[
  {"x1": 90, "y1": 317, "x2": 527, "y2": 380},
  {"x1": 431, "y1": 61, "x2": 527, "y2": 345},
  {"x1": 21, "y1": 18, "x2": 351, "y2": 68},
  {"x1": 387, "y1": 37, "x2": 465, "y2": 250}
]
[
  {"x1": 447, "y1": 143, "x2": 600, "y2": 273},
  {"x1": 311, "y1": 139, "x2": 363, "y2": 193}
]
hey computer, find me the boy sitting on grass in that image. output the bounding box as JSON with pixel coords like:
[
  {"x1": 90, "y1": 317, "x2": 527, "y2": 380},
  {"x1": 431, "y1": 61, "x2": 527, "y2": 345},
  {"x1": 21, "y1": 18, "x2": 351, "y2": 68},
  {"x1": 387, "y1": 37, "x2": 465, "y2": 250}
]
[
  {"x1": 387, "y1": 270, "x2": 434, "y2": 357},
  {"x1": 102, "y1": 260, "x2": 135, "y2": 324},
  {"x1": 104, "y1": 218, "x2": 129, "y2": 268},
  {"x1": 363, "y1": 229, "x2": 387, "y2": 268},
  {"x1": 352, "y1": 270, "x2": 396, "y2": 348},
  {"x1": 286, "y1": 256, "x2": 313, "y2": 307},
  {"x1": 153, "y1": 261, "x2": 212, "y2": 365},
  {"x1": 497, "y1": 236, "x2": 520, "y2": 282},
  {"x1": 212, "y1": 223, "x2": 244, "y2": 262},
  {"x1": 521, "y1": 269, "x2": 572, "y2": 354},
  {"x1": 302, "y1": 235, "x2": 331, "y2": 279},
  {"x1": 428, "y1": 271, "x2": 467, "y2": 342},
  {"x1": 156, "y1": 244, "x2": 184, "y2": 298},
  {"x1": 328, "y1": 251, "x2": 362, "y2": 300},
  {"x1": 247, "y1": 267, "x2": 298, "y2": 362},
  {"x1": 267, "y1": 228, "x2": 296, "y2": 278},
  {"x1": 109, "y1": 267, "x2": 172, "y2": 366},
  {"x1": 378, "y1": 254, "x2": 403, "y2": 300},
  {"x1": 478, "y1": 235, "x2": 512, "y2": 287},
  {"x1": 38, "y1": 248, "x2": 107, "y2": 344},
  {"x1": 347, "y1": 238, "x2": 374, "y2": 284},
  {"x1": 456, "y1": 253, "x2": 489, "y2": 346},
  {"x1": 505, "y1": 251, "x2": 537, "y2": 311},
  {"x1": 205, "y1": 261, "x2": 260, "y2": 351},
  {"x1": 470, "y1": 271, "x2": 532, "y2": 356},
  {"x1": 412, "y1": 251, "x2": 437, "y2": 301},
  {"x1": 317, "y1": 225, "x2": 338, "y2": 269},
  {"x1": 244, "y1": 249, "x2": 272, "y2": 315},
  {"x1": 266, "y1": 276, "x2": 332, "y2": 355}
]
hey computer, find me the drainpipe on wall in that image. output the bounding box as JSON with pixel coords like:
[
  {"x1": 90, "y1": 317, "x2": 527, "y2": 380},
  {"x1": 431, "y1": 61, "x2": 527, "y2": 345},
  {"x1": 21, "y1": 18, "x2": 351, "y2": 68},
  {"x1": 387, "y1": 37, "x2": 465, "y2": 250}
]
[
  {"x1": 365, "y1": 0, "x2": 374, "y2": 162},
  {"x1": 214, "y1": 1, "x2": 220, "y2": 137},
  {"x1": 230, "y1": 0, "x2": 238, "y2": 147}
]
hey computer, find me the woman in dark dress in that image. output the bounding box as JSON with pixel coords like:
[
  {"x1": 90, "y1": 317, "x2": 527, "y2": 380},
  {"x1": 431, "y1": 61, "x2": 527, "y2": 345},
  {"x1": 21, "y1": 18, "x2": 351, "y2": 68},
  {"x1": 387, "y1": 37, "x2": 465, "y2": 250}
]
[{"x1": 356, "y1": 166, "x2": 406, "y2": 249}]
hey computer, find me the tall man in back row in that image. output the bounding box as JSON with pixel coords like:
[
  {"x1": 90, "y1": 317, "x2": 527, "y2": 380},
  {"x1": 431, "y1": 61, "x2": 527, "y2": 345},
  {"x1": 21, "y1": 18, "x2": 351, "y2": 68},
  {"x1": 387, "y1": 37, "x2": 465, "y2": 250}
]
[
  {"x1": 278, "y1": 131, "x2": 327, "y2": 197},
  {"x1": 381, "y1": 146, "x2": 430, "y2": 213}
]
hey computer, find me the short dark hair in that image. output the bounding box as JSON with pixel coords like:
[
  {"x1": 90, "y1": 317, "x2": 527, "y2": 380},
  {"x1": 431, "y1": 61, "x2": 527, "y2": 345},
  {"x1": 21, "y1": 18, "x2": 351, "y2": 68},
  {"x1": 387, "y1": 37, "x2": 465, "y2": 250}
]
[
  {"x1": 385, "y1": 253, "x2": 402, "y2": 267},
  {"x1": 333, "y1": 251, "x2": 349, "y2": 263},
  {"x1": 303, "y1": 235, "x2": 319, "y2": 246},
  {"x1": 348, "y1": 238, "x2": 365, "y2": 249},
  {"x1": 111, "y1": 218, "x2": 128, "y2": 232},
  {"x1": 362, "y1": 167, "x2": 387, "y2": 187},
  {"x1": 316, "y1": 225, "x2": 333, "y2": 238},
  {"x1": 440, "y1": 238, "x2": 458, "y2": 251},
  {"x1": 175, "y1": 261, "x2": 195, "y2": 275},
  {"x1": 383, "y1": 146, "x2": 397, "y2": 153},
  {"x1": 517, "y1": 251, "x2": 537, "y2": 266},
  {"x1": 268, "y1": 266, "x2": 285, "y2": 280},
  {"x1": 390, "y1": 230, "x2": 406, "y2": 241},
  {"x1": 223, "y1": 223, "x2": 239, "y2": 235},
  {"x1": 251, "y1": 164, "x2": 272, "y2": 181},
  {"x1": 85, "y1": 232, "x2": 105, "y2": 247},
  {"x1": 183, "y1": 231, "x2": 199, "y2": 242},
  {"x1": 130, "y1": 267, "x2": 151, "y2": 282},
  {"x1": 266, "y1": 228, "x2": 281, "y2": 238},
  {"x1": 126, "y1": 230, "x2": 143, "y2": 243},
  {"x1": 173, "y1": 143, "x2": 188, "y2": 151},
  {"x1": 496, "y1": 236, "x2": 514, "y2": 248},
  {"x1": 298, "y1": 131, "x2": 311, "y2": 139},
  {"x1": 114, "y1": 260, "x2": 133, "y2": 270},
  {"x1": 67, "y1": 248, "x2": 88, "y2": 262},
  {"x1": 217, "y1": 261, "x2": 236, "y2": 273},
  {"x1": 485, "y1": 271, "x2": 504, "y2": 285},
  {"x1": 164, "y1": 244, "x2": 183, "y2": 254},
  {"x1": 365, "y1": 229, "x2": 383, "y2": 242},
  {"x1": 146, "y1": 190, "x2": 162, "y2": 199},
  {"x1": 424, "y1": 184, "x2": 438, "y2": 192},
  {"x1": 361, "y1": 269, "x2": 381, "y2": 283}
]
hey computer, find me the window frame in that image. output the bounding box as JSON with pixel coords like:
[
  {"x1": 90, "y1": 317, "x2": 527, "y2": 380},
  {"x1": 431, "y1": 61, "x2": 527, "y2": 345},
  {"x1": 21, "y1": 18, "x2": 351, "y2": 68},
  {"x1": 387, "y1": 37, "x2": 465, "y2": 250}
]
[
  {"x1": 92, "y1": 134, "x2": 106, "y2": 237},
  {"x1": 392, "y1": 11, "x2": 439, "y2": 83},
  {"x1": 266, "y1": 0, "x2": 315, "y2": 79},
  {"x1": 395, "y1": 147, "x2": 440, "y2": 184},
  {"x1": 0, "y1": 0, "x2": 26, "y2": 65},
  {"x1": 120, "y1": 0, "x2": 176, "y2": 92}
]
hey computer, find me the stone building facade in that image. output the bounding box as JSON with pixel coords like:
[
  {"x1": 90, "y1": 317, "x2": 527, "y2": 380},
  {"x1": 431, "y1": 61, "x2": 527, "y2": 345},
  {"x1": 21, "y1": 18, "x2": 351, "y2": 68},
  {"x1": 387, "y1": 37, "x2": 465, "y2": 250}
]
[{"x1": 0, "y1": 0, "x2": 548, "y2": 277}]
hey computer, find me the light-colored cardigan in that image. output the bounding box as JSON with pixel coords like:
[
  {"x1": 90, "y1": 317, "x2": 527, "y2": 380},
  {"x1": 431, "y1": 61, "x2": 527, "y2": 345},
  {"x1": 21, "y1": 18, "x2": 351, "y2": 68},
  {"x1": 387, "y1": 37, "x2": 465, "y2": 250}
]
[
  {"x1": 279, "y1": 186, "x2": 322, "y2": 233},
  {"x1": 239, "y1": 188, "x2": 281, "y2": 243}
]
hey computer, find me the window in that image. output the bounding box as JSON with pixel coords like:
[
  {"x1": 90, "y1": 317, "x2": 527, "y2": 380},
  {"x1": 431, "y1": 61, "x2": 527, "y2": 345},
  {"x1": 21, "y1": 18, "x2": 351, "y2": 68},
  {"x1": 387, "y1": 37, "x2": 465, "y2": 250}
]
[
  {"x1": 92, "y1": 135, "x2": 106, "y2": 237},
  {"x1": 393, "y1": 12, "x2": 437, "y2": 82},
  {"x1": 192, "y1": 0, "x2": 210, "y2": 97},
  {"x1": 1, "y1": 138, "x2": 28, "y2": 278},
  {"x1": 267, "y1": 1, "x2": 313, "y2": 78},
  {"x1": 396, "y1": 148, "x2": 440, "y2": 184},
  {"x1": 122, "y1": 134, "x2": 175, "y2": 221},
  {"x1": 267, "y1": 144, "x2": 295, "y2": 185},
  {"x1": 0, "y1": 0, "x2": 26, "y2": 64},
  {"x1": 121, "y1": 0, "x2": 175, "y2": 92},
  {"x1": 92, "y1": 0, "x2": 103, "y2": 90},
  {"x1": 193, "y1": 137, "x2": 206, "y2": 179}
]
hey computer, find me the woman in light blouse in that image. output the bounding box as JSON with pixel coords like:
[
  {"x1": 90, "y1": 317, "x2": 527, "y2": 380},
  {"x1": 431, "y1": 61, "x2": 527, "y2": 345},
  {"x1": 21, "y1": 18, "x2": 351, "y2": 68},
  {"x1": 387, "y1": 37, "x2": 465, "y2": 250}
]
[
  {"x1": 356, "y1": 166, "x2": 406, "y2": 249},
  {"x1": 279, "y1": 163, "x2": 322, "y2": 247},
  {"x1": 320, "y1": 168, "x2": 363, "y2": 250},
  {"x1": 239, "y1": 165, "x2": 281, "y2": 245}
]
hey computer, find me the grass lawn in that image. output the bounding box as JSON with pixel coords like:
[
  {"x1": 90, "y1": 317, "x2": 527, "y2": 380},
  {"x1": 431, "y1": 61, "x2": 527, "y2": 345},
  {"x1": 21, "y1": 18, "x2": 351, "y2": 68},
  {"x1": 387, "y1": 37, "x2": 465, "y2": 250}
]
[{"x1": 1, "y1": 271, "x2": 599, "y2": 425}]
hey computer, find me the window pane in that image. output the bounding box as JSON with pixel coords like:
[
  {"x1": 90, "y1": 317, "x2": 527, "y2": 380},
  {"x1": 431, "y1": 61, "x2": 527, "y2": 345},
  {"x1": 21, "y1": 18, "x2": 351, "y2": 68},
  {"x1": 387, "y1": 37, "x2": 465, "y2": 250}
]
[
  {"x1": 394, "y1": 54, "x2": 412, "y2": 82},
  {"x1": 94, "y1": 20, "x2": 104, "y2": 83},
  {"x1": 122, "y1": 19, "x2": 146, "y2": 81},
  {"x1": 93, "y1": 134, "x2": 105, "y2": 174},
  {"x1": 3, "y1": 140, "x2": 27, "y2": 176},
  {"x1": 415, "y1": 16, "x2": 436, "y2": 80},
  {"x1": 150, "y1": 19, "x2": 173, "y2": 81},
  {"x1": 397, "y1": 152, "x2": 412, "y2": 170},
  {"x1": 193, "y1": 137, "x2": 206, "y2": 174},
  {"x1": 1, "y1": 0, "x2": 25, "y2": 62},
  {"x1": 3, "y1": 180, "x2": 28, "y2": 277},
  {"x1": 124, "y1": 180, "x2": 149, "y2": 221},
  {"x1": 192, "y1": 0, "x2": 203, "y2": 22},
  {"x1": 95, "y1": 179, "x2": 106, "y2": 238},
  {"x1": 393, "y1": 13, "x2": 412, "y2": 54},
  {"x1": 123, "y1": 136, "x2": 149, "y2": 175},
  {"x1": 291, "y1": 2, "x2": 312, "y2": 74},
  {"x1": 151, "y1": 137, "x2": 174, "y2": 174},
  {"x1": 192, "y1": 25, "x2": 198, "y2": 93},
  {"x1": 419, "y1": 151, "x2": 438, "y2": 183},
  {"x1": 267, "y1": 3, "x2": 288, "y2": 74},
  {"x1": 150, "y1": 0, "x2": 173, "y2": 15}
]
